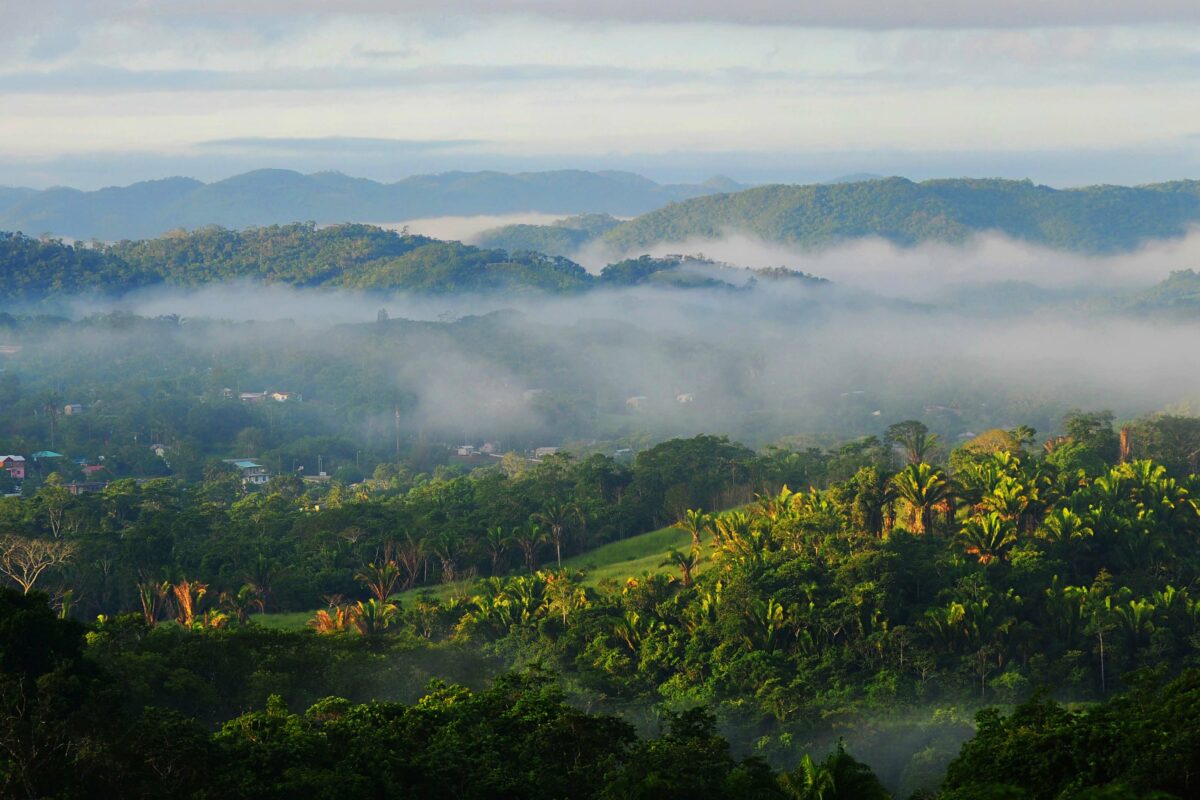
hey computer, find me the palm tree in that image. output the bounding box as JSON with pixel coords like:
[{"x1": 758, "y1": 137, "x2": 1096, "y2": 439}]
[
  {"x1": 779, "y1": 754, "x2": 835, "y2": 800},
  {"x1": 886, "y1": 419, "x2": 939, "y2": 465},
  {"x1": 429, "y1": 532, "x2": 466, "y2": 583},
  {"x1": 219, "y1": 583, "x2": 264, "y2": 624},
  {"x1": 170, "y1": 579, "x2": 208, "y2": 628},
  {"x1": 890, "y1": 463, "x2": 951, "y2": 534},
  {"x1": 661, "y1": 549, "x2": 699, "y2": 587},
  {"x1": 674, "y1": 508, "x2": 713, "y2": 551},
  {"x1": 394, "y1": 534, "x2": 424, "y2": 590},
  {"x1": 512, "y1": 524, "x2": 547, "y2": 573},
  {"x1": 848, "y1": 466, "x2": 895, "y2": 537},
  {"x1": 307, "y1": 604, "x2": 355, "y2": 634},
  {"x1": 351, "y1": 598, "x2": 399, "y2": 636},
  {"x1": 135, "y1": 576, "x2": 170, "y2": 626},
  {"x1": 533, "y1": 501, "x2": 579, "y2": 568},
  {"x1": 959, "y1": 513, "x2": 1018, "y2": 565},
  {"x1": 355, "y1": 557, "x2": 402, "y2": 602},
  {"x1": 483, "y1": 525, "x2": 510, "y2": 575}
]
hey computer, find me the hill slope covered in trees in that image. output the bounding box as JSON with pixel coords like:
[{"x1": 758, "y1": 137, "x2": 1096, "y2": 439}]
[
  {"x1": 481, "y1": 177, "x2": 1200, "y2": 255},
  {"x1": 0, "y1": 225, "x2": 830, "y2": 299}
]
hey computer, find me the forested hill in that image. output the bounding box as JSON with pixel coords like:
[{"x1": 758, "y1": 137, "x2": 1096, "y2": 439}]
[
  {"x1": 484, "y1": 177, "x2": 1200, "y2": 255},
  {"x1": 0, "y1": 225, "x2": 593, "y2": 297},
  {"x1": 0, "y1": 224, "x2": 824, "y2": 299},
  {"x1": 0, "y1": 169, "x2": 739, "y2": 241}
]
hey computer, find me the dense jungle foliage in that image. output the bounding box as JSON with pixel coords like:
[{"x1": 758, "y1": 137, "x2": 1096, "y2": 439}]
[{"x1": 5, "y1": 413, "x2": 1200, "y2": 795}]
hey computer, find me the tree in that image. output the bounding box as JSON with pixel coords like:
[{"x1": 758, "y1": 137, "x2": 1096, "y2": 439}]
[
  {"x1": 661, "y1": 549, "x2": 699, "y2": 587},
  {"x1": 355, "y1": 556, "x2": 402, "y2": 602},
  {"x1": 959, "y1": 513, "x2": 1018, "y2": 565},
  {"x1": 512, "y1": 524, "x2": 547, "y2": 573},
  {"x1": 890, "y1": 463, "x2": 951, "y2": 534},
  {"x1": 848, "y1": 466, "x2": 895, "y2": 537},
  {"x1": 482, "y1": 526, "x2": 510, "y2": 576},
  {"x1": 674, "y1": 508, "x2": 713, "y2": 551},
  {"x1": 533, "y1": 501, "x2": 579, "y2": 569},
  {"x1": 779, "y1": 743, "x2": 889, "y2": 800},
  {"x1": 886, "y1": 419, "x2": 939, "y2": 465},
  {"x1": 170, "y1": 579, "x2": 208, "y2": 628},
  {"x1": 0, "y1": 535, "x2": 75, "y2": 595}
]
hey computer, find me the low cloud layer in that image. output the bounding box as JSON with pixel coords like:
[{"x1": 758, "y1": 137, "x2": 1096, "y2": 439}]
[
  {"x1": 139, "y1": 1, "x2": 1200, "y2": 30},
  {"x1": 36, "y1": 232, "x2": 1200, "y2": 449},
  {"x1": 579, "y1": 229, "x2": 1200, "y2": 299}
]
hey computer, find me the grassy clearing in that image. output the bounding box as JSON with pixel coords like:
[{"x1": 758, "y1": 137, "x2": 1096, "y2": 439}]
[
  {"x1": 561, "y1": 525, "x2": 713, "y2": 587},
  {"x1": 254, "y1": 521, "x2": 712, "y2": 631}
]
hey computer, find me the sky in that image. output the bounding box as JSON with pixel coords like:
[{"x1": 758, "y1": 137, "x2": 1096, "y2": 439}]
[{"x1": 2, "y1": 1, "x2": 1200, "y2": 189}]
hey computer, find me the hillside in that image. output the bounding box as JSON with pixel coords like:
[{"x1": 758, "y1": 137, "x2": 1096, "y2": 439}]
[
  {"x1": 0, "y1": 169, "x2": 739, "y2": 241},
  {"x1": 0, "y1": 225, "x2": 838, "y2": 300},
  {"x1": 479, "y1": 177, "x2": 1200, "y2": 256},
  {"x1": 1112, "y1": 269, "x2": 1200, "y2": 314},
  {"x1": 0, "y1": 225, "x2": 594, "y2": 298},
  {"x1": 474, "y1": 213, "x2": 623, "y2": 256}
]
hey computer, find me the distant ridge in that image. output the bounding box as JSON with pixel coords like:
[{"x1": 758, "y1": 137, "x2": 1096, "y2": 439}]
[
  {"x1": 0, "y1": 169, "x2": 746, "y2": 241},
  {"x1": 480, "y1": 177, "x2": 1200, "y2": 256}
]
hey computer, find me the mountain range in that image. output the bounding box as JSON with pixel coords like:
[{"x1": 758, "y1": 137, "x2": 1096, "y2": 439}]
[{"x1": 0, "y1": 169, "x2": 743, "y2": 241}]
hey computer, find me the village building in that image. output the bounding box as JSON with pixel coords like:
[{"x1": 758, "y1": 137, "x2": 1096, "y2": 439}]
[
  {"x1": 533, "y1": 446, "x2": 559, "y2": 459},
  {"x1": 0, "y1": 455, "x2": 25, "y2": 480},
  {"x1": 66, "y1": 482, "x2": 107, "y2": 495},
  {"x1": 223, "y1": 458, "x2": 270, "y2": 485},
  {"x1": 63, "y1": 403, "x2": 84, "y2": 415}
]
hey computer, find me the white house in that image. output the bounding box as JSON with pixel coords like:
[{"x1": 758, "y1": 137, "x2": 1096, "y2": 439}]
[{"x1": 223, "y1": 458, "x2": 270, "y2": 485}]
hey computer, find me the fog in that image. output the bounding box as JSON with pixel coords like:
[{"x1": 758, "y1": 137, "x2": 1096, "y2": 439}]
[
  {"x1": 586, "y1": 228, "x2": 1200, "y2": 298},
  {"x1": 376, "y1": 212, "x2": 574, "y2": 243},
  {"x1": 28, "y1": 229, "x2": 1200, "y2": 449}
]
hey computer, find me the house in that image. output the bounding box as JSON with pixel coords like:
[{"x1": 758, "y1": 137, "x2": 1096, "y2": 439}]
[
  {"x1": 239, "y1": 392, "x2": 268, "y2": 404},
  {"x1": 0, "y1": 456, "x2": 25, "y2": 480},
  {"x1": 223, "y1": 458, "x2": 270, "y2": 485},
  {"x1": 63, "y1": 403, "x2": 84, "y2": 416},
  {"x1": 82, "y1": 465, "x2": 107, "y2": 478},
  {"x1": 66, "y1": 482, "x2": 107, "y2": 495},
  {"x1": 675, "y1": 393, "x2": 694, "y2": 404},
  {"x1": 31, "y1": 451, "x2": 63, "y2": 461},
  {"x1": 149, "y1": 443, "x2": 168, "y2": 458},
  {"x1": 456, "y1": 445, "x2": 478, "y2": 456},
  {"x1": 480, "y1": 441, "x2": 501, "y2": 455},
  {"x1": 626, "y1": 395, "x2": 648, "y2": 410},
  {"x1": 533, "y1": 447, "x2": 559, "y2": 459},
  {"x1": 270, "y1": 391, "x2": 301, "y2": 402}
]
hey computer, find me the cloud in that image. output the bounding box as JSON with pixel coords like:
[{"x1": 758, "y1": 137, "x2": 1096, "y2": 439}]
[
  {"x1": 196, "y1": 137, "x2": 487, "y2": 156},
  {"x1": 153, "y1": 0, "x2": 1200, "y2": 30},
  {"x1": 39, "y1": 267, "x2": 1200, "y2": 447},
  {"x1": 574, "y1": 229, "x2": 1200, "y2": 299},
  {"x1": 0, "y1": 63, "x2": 704, "y2": 94}
]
